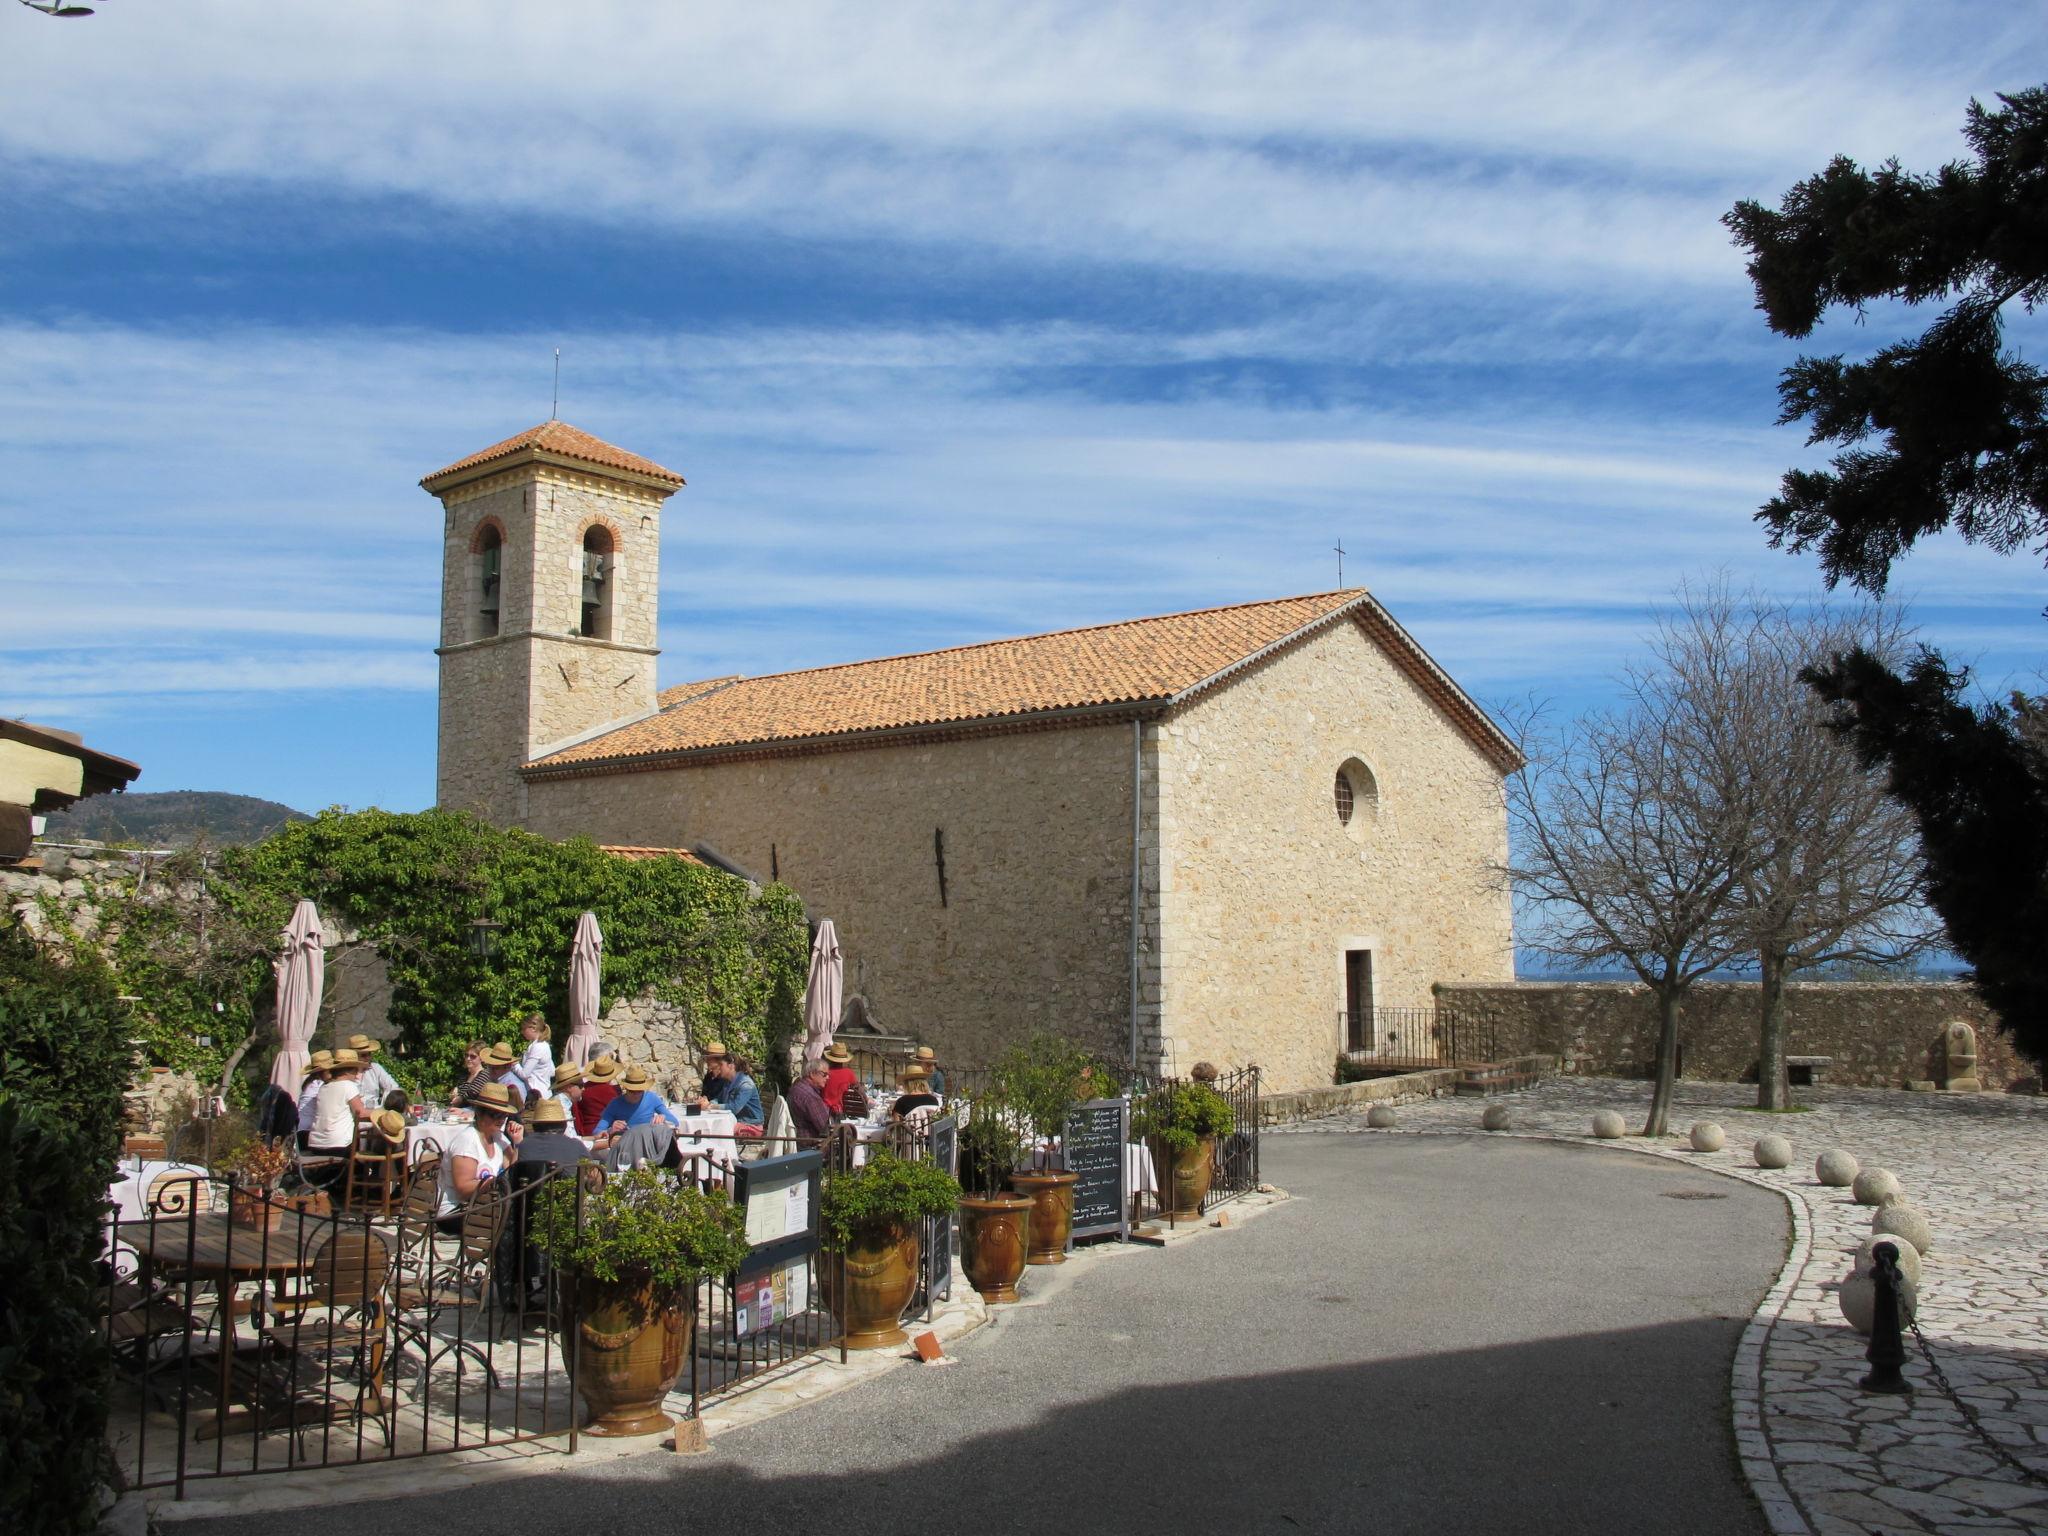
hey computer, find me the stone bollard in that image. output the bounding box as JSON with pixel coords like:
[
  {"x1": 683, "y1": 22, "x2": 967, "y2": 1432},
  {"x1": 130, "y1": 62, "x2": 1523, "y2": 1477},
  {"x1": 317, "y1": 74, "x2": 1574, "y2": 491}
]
[
  {"x1": 1815, "y1": 1149, "x2": 1859, "y2": 1187},
  {"x1": 1852, "y1": 1168, "x2": 1901, "y2": 1207},
  {"x1": 1752, "y1": 1134, "x2": 1792, "y2": 1169},
  {"x1": 1481, "y1": 1104, "x2": 1511, "y2": 1131},
  {"x1": 1689, "y1": 1122, "x2": 1725, "y2": 1153},
  {"x1": 1591, "y1": 1110, "x2": 1626, "y2": 1139},
  {"x1": 1366, "y1": 1104, "x2": 1398, "y2": 1129},
  {"x1": 1872, "y1": 1202, "x2": 1932, "y2": 1255}
]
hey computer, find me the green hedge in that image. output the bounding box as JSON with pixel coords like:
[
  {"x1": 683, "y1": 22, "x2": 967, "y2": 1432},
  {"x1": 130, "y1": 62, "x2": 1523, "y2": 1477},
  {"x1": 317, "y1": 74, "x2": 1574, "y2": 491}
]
[{"x1": 0, "y1": 923, "x2": 132, "y2": 1535}]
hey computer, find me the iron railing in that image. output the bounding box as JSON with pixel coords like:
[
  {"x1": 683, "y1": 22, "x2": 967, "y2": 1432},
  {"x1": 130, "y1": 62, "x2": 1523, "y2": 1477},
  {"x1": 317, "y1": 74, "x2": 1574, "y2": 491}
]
[{"x1": 1341, "y1": 1007, "x2": 1497, "y2": 1065}]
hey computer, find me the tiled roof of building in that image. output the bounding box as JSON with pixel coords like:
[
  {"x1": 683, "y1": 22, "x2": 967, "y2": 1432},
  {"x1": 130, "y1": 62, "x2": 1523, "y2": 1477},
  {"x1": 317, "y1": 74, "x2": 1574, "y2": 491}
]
[
  {"x1": 598, "y1": 845, "x2": 706, "y2": 866},
  {"x1": 527, "y1": 590, "x2": 1521, "y2": 775},
  {"x1": 421, "y1": 421, "x2": 684, "y2": 490}
]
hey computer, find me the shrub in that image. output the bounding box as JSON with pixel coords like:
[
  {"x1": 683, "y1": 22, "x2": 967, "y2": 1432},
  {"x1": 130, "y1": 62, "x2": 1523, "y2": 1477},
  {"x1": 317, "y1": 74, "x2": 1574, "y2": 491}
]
[
  {"x1": 532, "y1": 1167, "x2": 751, "y2": 1294},
  {"x1": 992, "y1": 1032, "x2": 1122, "y2": 1140},
  {"x1": 1132, "y1": 1081, "x2": 1237, "y2": 1155},
  {"x1": 955, "y1": 1088, "x2": 1032, "y2": 1198},
  {"x1": 819, "y1": 1152, "x2": 961, "y2": 1251}
]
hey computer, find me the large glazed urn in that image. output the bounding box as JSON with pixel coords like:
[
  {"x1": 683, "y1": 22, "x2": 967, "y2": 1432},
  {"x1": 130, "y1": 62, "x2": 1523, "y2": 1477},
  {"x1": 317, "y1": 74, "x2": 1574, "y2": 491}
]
[
  {"x1": 1151, "y1": 1136, "x2": 1216, "y2": 1223},
  {"x1": 824, "y1": 1219, "x2": 921, "y2": 1350},
  {"x1": 958, "y1": 1193, "x2": 1034, "y2": 1303},
  {"x1": 574, "y1": 1274, "x2": 693, "y2": 1436},
  {"x1": 1007, "y1": 1170, "x2": 1077, "y2": 1265}
]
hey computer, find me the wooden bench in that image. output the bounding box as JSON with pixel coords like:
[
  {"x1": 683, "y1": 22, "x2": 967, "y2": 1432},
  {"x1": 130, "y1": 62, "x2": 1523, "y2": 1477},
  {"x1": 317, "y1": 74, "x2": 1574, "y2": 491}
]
[{"x1": 1784, "y1": 1055, "x2": 1832, "y2": 1087}]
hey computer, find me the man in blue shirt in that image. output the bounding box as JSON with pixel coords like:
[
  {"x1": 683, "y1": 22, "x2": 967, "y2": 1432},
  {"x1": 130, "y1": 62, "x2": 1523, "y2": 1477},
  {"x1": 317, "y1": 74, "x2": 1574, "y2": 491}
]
[
  {"x1": 590, "y1": 1063, "x2": 679, "y2": 1156},
  {"x1": 697, "y1": 1053, "x2": 765, "y2": 1136}
]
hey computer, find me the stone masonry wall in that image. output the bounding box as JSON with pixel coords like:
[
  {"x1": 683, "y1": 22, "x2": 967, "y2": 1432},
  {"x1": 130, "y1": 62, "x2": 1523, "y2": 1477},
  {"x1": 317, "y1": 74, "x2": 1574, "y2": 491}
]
[
  {"x1": 1157, "y1": 618, "x2": 1516, "y2": 1093},
  {"x1": 524, "y1": 723, "x2": 1140, "y2": 1071},
  {"x1": 1434, "y1": 980, "x2": 2032, "y2": 1090},
  {"x1": 434, "y1": 465, "x2": 667, "y2": 823}
]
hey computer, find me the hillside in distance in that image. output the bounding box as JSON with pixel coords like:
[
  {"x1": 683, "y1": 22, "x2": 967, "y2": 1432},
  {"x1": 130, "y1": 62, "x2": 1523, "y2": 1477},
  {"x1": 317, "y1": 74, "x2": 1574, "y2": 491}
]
[{"x1": 41, "y1": 790, "x2": 310, "y2": 848}]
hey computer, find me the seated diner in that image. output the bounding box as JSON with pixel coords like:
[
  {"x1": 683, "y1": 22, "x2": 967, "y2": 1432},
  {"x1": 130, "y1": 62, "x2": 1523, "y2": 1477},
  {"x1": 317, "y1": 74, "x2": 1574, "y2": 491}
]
[{"x1": 436, "y1": 1081, "x2": 521, "y2": 1232}]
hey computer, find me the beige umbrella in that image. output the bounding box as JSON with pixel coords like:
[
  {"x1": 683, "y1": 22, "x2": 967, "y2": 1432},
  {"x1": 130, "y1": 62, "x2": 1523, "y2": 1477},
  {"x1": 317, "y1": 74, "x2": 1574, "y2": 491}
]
[
  {"x1": 801, "y1": 919, "x2": 842, "y2": 1069},
  {"x1": 268, "y1": 899, "x2": 324, "y2": 1093},
  {"x1": 564, "y1": 910, "x2": 603, "y2": 1067}
]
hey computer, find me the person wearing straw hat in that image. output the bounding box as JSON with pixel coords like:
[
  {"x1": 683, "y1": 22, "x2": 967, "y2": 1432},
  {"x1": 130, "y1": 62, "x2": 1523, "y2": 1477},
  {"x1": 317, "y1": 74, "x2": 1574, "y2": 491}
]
[
  {"x1": 308, "y1": 1049, "x2": 371, "y2": 1154},
  {"x1": 913, "y1": 1044, "x2": 946, "y2": 1097},
  {"x1": 548, "y1": 1062, "x2": 587, "y2": 1136},
  {"x1": 576, "y1": 1051, "x2": 619, "y2": 1136},
  {"x1": 696, "y1": 1050, "x2": 765, "y2": 1136},
  {"x1": 481, "y1": 1041, "x2": 528, "y2": 1108},
  {"x1": 821, "y1": 1042, "x2": 858, "y2": 1117},
  {"x1": 347, "y1": 1033, "x2": 401, "y2": 1109},
  {"x1": 889, "y1": 1064, "x2": 939, "y2": 1120},
  {"x1": 436, "y1": 1081, "x2": 520, "y2": 1231},
  {"x1": 518, "y1": 1096, "x2": 588, "y2": 1167},
  {"x1": 696, "y1": 1038, "x2": 730, "y2": 1104},
  {"x1": 589, "y1": 1064, "x2": 680, "y2": 1152},
  {"x1": 296, "y1": 1049, "x2": 335, "y2": 1147}
]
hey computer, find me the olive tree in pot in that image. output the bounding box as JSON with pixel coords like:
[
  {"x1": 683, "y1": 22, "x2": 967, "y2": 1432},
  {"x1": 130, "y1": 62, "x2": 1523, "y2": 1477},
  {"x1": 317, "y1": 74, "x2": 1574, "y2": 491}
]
[
  {"x1": 533, "y1": 1167, "x2": 750, "y2": 1436},
  {"x1": 954, "y1": 1088, "x2": 1036, "y2": 1303},
  {"x1": 997, "y1": 1033, "x2": 1120, "y2": 1265},
  {"x1": 1133, "y1": 1081, "x2": 1236, "y2": 1222},
  {"x1": 820, "y1": 1152, "x2": 962, "y2": 1349}
]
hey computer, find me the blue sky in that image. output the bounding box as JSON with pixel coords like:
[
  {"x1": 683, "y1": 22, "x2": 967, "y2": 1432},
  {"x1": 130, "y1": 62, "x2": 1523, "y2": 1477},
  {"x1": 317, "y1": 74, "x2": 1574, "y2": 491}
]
[{"x1": 2, "y1": 2, "x2": 2043, "y2": 816}]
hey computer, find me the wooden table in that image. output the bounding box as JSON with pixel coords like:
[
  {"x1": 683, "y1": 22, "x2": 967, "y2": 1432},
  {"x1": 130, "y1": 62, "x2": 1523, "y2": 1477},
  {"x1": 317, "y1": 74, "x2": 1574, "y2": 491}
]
[{"x1": 117, "y1": 1210, "x2": 323, "y2": 1438}]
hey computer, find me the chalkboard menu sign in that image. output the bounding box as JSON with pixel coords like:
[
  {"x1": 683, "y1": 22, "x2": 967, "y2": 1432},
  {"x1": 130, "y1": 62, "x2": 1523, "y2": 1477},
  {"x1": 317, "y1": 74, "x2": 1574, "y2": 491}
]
[
  {"x1": 925, "y1": 1116, "x2": 958, "y2": 1304},
  {"x1": 1063, "y1": 1098, "x2": 1129, "y2": 1242}
]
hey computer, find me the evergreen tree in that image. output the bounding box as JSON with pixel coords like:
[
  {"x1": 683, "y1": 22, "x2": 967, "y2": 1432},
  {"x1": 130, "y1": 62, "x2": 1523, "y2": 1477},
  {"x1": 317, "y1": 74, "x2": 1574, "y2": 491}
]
[{"x1": 1724, "y1": 88, "x2": 2048, "y2": 1062}]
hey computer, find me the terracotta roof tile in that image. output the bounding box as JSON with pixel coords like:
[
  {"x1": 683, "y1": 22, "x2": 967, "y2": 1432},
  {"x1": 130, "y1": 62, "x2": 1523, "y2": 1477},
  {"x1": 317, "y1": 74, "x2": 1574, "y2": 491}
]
[
  {"x1": 599, "y1": 845, "x2": 706, "y2": 866},
  {"x1": 422, "y1": 421, "x2": 684, "y2": 489},
  {"x1": 526, "y1": 590, "x2": 1519, "y2": 774}
]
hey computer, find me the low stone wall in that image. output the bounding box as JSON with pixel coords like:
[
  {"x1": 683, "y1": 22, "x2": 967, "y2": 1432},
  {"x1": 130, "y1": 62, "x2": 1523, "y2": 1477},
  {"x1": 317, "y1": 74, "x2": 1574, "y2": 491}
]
[
  {"x1": 1433, "y1": 980, "x2": 2032, "y2": 1091},
  {"x1": 1259, "y1": 1056, "x2": 1559, "y2": 1125}
]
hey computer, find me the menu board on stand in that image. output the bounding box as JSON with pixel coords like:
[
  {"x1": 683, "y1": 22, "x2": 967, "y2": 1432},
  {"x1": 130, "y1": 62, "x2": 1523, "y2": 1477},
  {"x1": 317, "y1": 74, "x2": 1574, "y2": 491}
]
[
  {"x1": 1063, "y1": 1097, "x2": 1129, "y2": 1243},
  {"x1": 733, "y1": 1149, "x2": 822, "y2": 1336}
]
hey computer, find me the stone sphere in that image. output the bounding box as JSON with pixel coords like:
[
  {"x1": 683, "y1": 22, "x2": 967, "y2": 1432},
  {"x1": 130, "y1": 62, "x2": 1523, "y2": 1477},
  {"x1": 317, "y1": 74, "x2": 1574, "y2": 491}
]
[
  {"x1": 1689, "y1": 1122, "x2": 1726, "y2": 1153},
  {"x1": 1815, "y1": 1149, "x2": 1859, "y2": 1187},
  {"x1": 1852, "y1": 1168, "x2": 1902, "y2": 1207},
  {"x1": 1481, "y1": 1104, "x2": 1511, "y2": 1131},
  {"x1": 1590, "y1": 1110, "x2": 1626, "y2": 1139},
  {"x1": 1873, "y1": 1202, "x2": 1933, "y2": 1256},
  {"x1": 1854, "y1": 1233, "x2": 1923, "y2": 1287},
  {"x1": 1366, "y1": 1104, "x2": 1398, "y2": 1129},
  {"x1": 1838, "y1": 1268, "x2": 1918, "y2": 1336},
  {"x1": 1753, "y1": 1134, "x2": 1793, "y2": 1169}
]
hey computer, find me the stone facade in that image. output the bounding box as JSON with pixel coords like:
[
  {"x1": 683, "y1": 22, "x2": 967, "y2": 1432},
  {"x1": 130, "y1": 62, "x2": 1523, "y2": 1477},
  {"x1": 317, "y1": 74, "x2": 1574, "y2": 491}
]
[
  {"x1": 1434, "y1": 979, "x2": 2033, "y2": 1091},
  {"x1": 433, "y1": 464, "x2": 672, "y2": 823},
  {"x1": 524, "y1": 723, "x2": 1140, "y2": 1071},
  {"x1": 1155, "y1": 620, "x2": 1515, "y2": 1088}
]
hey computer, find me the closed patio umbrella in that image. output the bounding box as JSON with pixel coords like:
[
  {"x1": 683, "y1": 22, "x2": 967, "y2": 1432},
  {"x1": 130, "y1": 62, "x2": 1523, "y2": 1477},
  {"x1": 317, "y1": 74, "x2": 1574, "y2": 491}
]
[
  {"x1": 801, "y1": 919, "x2": 842, "y2": 1069},
  {"x1": 564, "y1": 911, "x2": 603, "y2": 1067},
  {"x1": 268, "y1": 898, "x2": 324, "y2": 1093}
]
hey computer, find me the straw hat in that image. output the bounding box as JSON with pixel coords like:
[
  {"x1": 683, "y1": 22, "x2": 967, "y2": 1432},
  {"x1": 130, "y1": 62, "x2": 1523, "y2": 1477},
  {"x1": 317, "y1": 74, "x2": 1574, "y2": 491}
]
[
  {"x1": 307, "y1": 1049, "x2": 335, "y2": 1073},
  {"x1": 552, "y1": 1063, "x2": 586, "y2": 1090},
  {"x1": 331, "y1": 1048, "x2": 361, "y2": 1069},
  {"x1": 700, "y1": 1039, "x2": 730, "y2": 1060},
  {"x1": 346, "y1": 1033, "x2": 381, "y2": 1056},
  {"x1": 481, "y1": 1042, "x2": 516, "y2": 1069},
  {"x1": 371, "y1": 1109, "x2": 406, "y2": 1147},
  {"x1": 528, "y1": 1098, "x2": 569, "y2": 1128},
  {"x1": 899, "y1": 1065, "x2": 931, "y2": 1087},
  {"x1": 585, "y1": 1055, "x2": 619, "y2": 1082},
  {"x1": 823, "y1": 1042, "x2": 851, "y2": 1065},
  {"x1": 469, "y1": 1082, "x2": 517, "y2": 1116},
  {"x1": 619, "y1": 1064, "x2": 655, "y2": 1092},
  {"x1": 913, "y1": 1046, "x2": 937, "y2": 1064}
]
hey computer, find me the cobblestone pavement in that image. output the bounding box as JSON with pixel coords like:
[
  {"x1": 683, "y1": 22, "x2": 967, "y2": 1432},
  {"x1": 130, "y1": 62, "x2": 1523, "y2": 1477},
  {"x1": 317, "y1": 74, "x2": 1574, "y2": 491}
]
[{"x1": 1274, "y1": 1077, "x2": 2048, "y2": 1535}]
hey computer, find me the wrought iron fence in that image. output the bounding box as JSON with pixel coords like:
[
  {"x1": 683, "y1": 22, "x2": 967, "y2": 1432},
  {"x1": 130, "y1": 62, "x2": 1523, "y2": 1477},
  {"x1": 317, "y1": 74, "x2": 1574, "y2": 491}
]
[{"x1": 1341, "y1": 1007, "x2": 1497, "y2": 1065}]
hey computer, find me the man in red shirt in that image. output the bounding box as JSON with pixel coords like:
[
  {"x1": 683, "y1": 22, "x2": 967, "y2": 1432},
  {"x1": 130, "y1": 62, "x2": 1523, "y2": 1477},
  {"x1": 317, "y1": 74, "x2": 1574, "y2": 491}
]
[
  {"x1": 575, "y1": 1052, "x2": 620, "y2": 1136},
  {"x1": 821, "y1": 1042, "x2": 860, "y2": 1117}
]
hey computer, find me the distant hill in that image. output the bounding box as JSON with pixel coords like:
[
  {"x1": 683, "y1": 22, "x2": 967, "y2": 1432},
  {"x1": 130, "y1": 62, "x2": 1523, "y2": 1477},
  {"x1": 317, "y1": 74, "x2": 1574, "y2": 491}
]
[{"x1": 41, "y1": 790, "x2": 310, "y2": 848}]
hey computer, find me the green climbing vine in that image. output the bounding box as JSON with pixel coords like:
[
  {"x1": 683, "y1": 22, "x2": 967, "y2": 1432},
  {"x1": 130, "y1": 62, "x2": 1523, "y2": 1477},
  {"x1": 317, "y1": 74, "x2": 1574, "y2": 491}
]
[{"x1": 74, "y1": 808, "x2": 806, "y2": 1097}]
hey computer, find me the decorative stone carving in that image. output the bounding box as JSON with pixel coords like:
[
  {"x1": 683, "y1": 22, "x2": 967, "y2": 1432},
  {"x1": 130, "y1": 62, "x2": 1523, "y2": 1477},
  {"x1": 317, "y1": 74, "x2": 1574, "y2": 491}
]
[{"x1": 1933, "y1": 1018, "x2": 1980, "y2": 1091}]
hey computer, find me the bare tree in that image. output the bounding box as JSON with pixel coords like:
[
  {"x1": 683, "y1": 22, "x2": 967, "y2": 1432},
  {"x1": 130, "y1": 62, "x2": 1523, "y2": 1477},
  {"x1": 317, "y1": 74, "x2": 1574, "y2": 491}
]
[
  {"x1": 1660, "y1": 587, "x2": 1933, "y2": 1109},
  {"x1": 1507, "y1": 654, "x2": 1755, "y2": 1136}
]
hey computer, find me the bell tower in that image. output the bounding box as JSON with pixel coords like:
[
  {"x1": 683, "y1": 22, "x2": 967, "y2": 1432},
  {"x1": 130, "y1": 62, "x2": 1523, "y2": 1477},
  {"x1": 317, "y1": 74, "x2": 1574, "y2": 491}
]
[{"x1": 422, "y1": 421, "x2": 683, "y2": 824}]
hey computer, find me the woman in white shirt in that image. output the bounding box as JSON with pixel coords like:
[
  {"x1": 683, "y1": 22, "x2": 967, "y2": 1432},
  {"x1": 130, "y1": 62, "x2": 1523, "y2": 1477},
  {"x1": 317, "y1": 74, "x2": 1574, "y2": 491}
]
[
  {"x1": 436, "y1": 1081, "x2": 521, "y2": 1232},
  {"x1": 296, "y1": 1049, "x2": 335, "y2": 1148}
]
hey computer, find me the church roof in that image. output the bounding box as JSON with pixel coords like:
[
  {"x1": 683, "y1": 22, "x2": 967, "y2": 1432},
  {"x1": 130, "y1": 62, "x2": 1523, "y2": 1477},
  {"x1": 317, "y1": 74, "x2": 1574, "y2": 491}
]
[
  {"x1": 421, "y1": 421, "x2": 685, "y2": 492},
  {"x1": 525, "y1": 590, "x2": 1522, "y2": 777},
  {"x1": 598, "y1": 844, "x2": 707, "y2": 866}
]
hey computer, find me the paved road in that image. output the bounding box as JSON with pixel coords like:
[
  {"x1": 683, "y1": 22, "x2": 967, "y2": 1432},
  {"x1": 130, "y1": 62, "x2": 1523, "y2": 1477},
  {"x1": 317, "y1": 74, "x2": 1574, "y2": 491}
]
[{"x1": 197, "y1": 1134, "x2": 1787, "y2": 1536}]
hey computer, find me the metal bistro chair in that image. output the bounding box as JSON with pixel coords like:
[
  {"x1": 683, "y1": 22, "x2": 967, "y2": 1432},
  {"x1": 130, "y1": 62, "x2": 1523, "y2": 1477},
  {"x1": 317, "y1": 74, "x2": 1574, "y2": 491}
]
[
  {"x1": 258, "y1": 1226, "x2": 397, "y2": 1452},
  {"x1": 392, "y1": 1177, "x2": 510, "y2": 1394}
]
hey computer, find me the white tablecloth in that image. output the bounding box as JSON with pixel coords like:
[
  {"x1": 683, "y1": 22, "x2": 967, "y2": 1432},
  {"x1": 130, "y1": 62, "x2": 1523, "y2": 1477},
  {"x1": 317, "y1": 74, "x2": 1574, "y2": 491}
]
[
  {"x1": 406, "y1": 1119, "x2": 463, "y2": 1164},
  {"x1": 107, "y1": 1160, "x2": 210, "y2": 1222},
  {"x1": 674, "y1": 1110, "x2": 740, "y2": 1170}
]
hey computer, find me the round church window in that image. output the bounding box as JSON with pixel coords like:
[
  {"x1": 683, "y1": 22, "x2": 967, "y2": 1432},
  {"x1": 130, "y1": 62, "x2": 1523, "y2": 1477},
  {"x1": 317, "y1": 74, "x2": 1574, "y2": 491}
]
[{"x1": 1335, "y1": 758, "x2": 1379, "y2": 839}]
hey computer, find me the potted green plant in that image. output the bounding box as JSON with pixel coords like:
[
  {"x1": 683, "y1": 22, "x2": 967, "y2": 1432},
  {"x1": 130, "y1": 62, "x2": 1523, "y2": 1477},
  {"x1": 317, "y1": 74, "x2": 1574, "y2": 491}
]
[
  {"x1": 819, "y1": 1152, "x2": 961, "y2": 1349},
  {"x1": 226, "y1": 1139, "x2": 291, "y2": 1231},
  {"x1": 1133, "y1": 1080, "x2": 1236, "y2": 1221},
  {"x1": 954, "y1": 1089, "x2": 1036, "y2": 1304},
  {"x1": 996, "y1": 1033, "x2": 1118, "y2": 1264},
  {"x1": 533, "y1": 1166, "x2": 750, "y2": 1436}
]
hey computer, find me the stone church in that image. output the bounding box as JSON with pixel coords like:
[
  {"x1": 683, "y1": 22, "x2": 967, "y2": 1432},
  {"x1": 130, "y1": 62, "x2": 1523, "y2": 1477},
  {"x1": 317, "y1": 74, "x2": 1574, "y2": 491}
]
[{"x1": 425, "y1": 421, "x2": 1518, "y2": 1090}]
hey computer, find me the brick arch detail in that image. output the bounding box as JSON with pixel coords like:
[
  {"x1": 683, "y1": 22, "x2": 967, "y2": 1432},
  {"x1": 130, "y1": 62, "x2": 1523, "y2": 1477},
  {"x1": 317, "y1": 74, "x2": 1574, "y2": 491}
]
[
  {"x1": 468, "y1": 514, "x2": 510, "y2": 555},
  {"x1": 575, "y1": 514, "x2": 622, "y2": 555}
]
